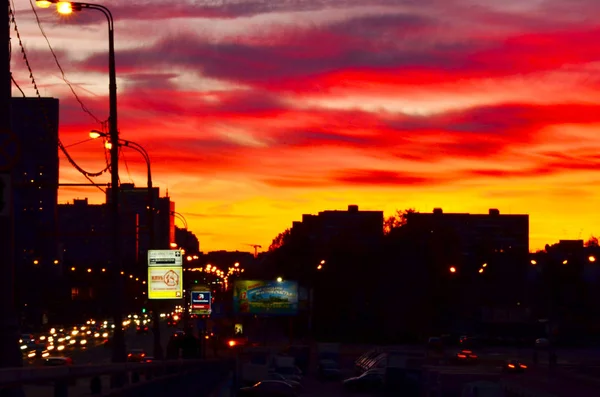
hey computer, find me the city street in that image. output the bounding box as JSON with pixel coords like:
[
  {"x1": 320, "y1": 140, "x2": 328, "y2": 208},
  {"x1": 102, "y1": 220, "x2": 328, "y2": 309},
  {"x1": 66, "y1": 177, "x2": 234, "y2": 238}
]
[{"x1": 22, "y1": 320, "x2": 175, "y2": 397}]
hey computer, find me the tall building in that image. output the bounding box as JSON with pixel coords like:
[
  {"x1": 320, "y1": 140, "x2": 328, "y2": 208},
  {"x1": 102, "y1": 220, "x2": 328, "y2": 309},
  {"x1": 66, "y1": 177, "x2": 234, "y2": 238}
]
[{"x1": 11, "y1": 97, "x2": 60, "y2": 328}]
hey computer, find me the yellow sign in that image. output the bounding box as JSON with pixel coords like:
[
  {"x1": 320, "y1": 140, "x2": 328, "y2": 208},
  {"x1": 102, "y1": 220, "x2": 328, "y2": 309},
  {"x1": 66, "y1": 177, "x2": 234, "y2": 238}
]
[{"x1": 148, "y1": 266, "x2": 183, "y2": 299}]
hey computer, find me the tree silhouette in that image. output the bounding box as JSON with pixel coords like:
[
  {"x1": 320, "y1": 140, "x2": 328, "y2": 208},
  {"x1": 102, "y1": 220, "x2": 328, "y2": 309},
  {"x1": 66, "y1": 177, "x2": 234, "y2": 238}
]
[
  {"x1": 383, "y1": 208, "x2": 416, "y2": 235},
  {"x1": 585, "y1": 236, "x2": 599, "y2": 247},
  {"x1": 269, "y1": 228, "x2": 291, "y2": 251}
]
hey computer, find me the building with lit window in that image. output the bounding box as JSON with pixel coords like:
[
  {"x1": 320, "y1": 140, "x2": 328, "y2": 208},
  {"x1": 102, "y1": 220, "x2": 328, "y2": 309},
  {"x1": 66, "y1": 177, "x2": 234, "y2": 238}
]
[{"x1": 11, "y1": 97, "x2": 60, "y2": 329}]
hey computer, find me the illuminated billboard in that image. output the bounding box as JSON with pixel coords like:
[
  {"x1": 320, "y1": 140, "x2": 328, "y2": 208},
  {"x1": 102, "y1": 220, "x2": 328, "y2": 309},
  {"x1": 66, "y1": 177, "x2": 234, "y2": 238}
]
[
  {"x1": 190, "y1": 290, "x2": 212, "y2": 315},
  {"x1": 148, "y1": 266, "x2": 183, "y2": 299},
  {"x1": 233, "y1": 280, "x2": 298, "y2": 315}
]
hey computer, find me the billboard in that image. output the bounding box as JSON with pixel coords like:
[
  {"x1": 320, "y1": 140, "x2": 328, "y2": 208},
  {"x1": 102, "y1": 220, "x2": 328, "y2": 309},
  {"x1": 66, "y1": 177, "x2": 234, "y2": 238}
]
[
  {"x1": 148, "y1": 266, "x2": 183, "y2": 299},
  {"x1": 190, "y1": 290, "x2": 212, "y2": 315},
  {"x1": 148, "y1": 249, "x2": 182, "y2": 267},
  {"x1": 233, "y1": 280, "x2": 298, "y2": 315}
]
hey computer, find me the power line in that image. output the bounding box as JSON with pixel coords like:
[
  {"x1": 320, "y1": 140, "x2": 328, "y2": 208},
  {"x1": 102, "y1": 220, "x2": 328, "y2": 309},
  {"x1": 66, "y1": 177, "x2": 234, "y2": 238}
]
[
  {"x1": 27, "y1": 0, "x2": 105, "y2": 126},
  {"x1": 9, "y1": 4, "x2": 109, "y2": 193},
  {"x1": 11, "y1": 75, "x2": 25, "y2": 97}
]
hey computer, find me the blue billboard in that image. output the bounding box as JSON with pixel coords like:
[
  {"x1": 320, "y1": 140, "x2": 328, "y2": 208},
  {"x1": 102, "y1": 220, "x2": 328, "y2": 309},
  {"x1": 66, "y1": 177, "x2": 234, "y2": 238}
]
[
  {"x1": 190, "y1": 290, "x2": 211, "y2": 315},
  {"x1": 233, "y1": 280, "x2": 298, "y2": 315}
]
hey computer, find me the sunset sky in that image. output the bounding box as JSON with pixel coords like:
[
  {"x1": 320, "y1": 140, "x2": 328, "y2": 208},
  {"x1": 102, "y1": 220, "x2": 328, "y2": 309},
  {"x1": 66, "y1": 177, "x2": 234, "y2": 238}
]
[{"x1": 10, "y1": 0, "x2": 600, "y2": 253}]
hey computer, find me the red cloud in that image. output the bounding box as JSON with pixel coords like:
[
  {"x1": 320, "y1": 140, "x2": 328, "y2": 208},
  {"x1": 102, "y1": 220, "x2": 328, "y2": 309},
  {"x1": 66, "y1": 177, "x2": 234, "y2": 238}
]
[{"x1": 331, "y1": 169, "x2": 441, "y2": 187}]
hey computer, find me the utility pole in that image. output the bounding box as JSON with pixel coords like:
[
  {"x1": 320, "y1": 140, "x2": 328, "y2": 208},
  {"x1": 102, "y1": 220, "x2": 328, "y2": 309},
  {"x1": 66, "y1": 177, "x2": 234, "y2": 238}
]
[{"x1": 0, "y1": 0, "x2": 23, "y2": 370}]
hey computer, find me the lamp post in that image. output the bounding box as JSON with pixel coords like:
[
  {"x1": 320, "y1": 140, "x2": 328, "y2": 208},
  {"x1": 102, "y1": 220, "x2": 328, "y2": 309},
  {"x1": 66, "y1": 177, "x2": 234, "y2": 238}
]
[
  {"x1": 37, "y1": 0, "x2": 126, "y2": 363},
  {"x1": 90, "y1": 130, "x2": 163, "y2": 360}
]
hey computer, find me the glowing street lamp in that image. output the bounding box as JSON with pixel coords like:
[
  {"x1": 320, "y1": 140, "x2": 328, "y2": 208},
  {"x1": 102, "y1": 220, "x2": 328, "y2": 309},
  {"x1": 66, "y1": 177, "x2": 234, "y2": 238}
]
[
  {"x1": 589, "y1": 256, "x2": 596, "y2": 263},
  {"x1": 449, "y1": 266, "x2": 456, "y2": 273},
  {"x1": 56, "y1": 1, "x2": 74, "y2": 14}
]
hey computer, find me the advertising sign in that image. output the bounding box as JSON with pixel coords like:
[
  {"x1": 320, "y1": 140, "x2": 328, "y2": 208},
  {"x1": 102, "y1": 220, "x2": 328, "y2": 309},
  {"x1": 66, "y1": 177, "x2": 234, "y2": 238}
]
[
  {"x1": 190, "y1": 291, "x2": 212, "y2": 315},
  {"x1": 233, "y1": 280, "x2": 298, "y2": 315},
  {"x1": 148, "y1": 249, "x2": 182, "y2": 267},
  {"x1": 148, "y1": 266, "x2": 183, "y2": 299}
]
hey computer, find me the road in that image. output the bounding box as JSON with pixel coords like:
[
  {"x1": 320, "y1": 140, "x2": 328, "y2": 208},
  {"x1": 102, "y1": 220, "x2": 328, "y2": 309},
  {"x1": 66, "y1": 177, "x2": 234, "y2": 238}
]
[
  {"x1": 501, "y1": 366, "x2": 600, "y2": 397},
  {"x1": 22, "y1": 321, "x2": 177, "y2": 397}
]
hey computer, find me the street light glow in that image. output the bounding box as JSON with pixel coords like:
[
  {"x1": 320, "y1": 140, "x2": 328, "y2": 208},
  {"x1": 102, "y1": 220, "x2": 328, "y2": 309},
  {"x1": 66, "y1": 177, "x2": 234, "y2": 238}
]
[
  {"x1": 56, "y1": 2, "x2": 74, "y2": 14},
  {"x1": 276, "y1": 277, "x2": 283, "y2": 282},
  {"x1": 562, "y1": 260, "x2": 568, "y2": 265},
  {"x1": 589, "y1": 256, "x2": 596, "y2": 263},
  {"x1": 530, "y1": 260, "x2": 537, "y2": 265},
  {"x1": 104, "y1": 142, "x2": 112, "y2": 150},
  {"x1": 89, "y1": 131, "x2": 103, "y2": 139},
  {"x1": 449, "y1": 266, "x2": 456, "y2": 273},
  {"x1": 36, "y1": 1, "x2": 52, "y2": 8}
]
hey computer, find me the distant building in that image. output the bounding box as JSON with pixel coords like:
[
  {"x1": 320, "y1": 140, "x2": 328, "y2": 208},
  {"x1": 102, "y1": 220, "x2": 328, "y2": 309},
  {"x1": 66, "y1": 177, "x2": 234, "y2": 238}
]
[
  {"x1": 405, "y1": 208, "x2": 530, "y2": 333},
  {"x1": 291, "y1": 204, "x2": 384, "y2": 249},
  {"x1": 11, "y1": 97, "x2": 60, "y2": 328},
  {"x1": 57, "y1": 198, "x2": 142, "y2": 322},
  {"x1": 405, "y1": 208, "x2": 529, "y2": 254},
  {"x1": 57, "y1": 198, "x2": 139, "y2": 269},
  {"x1": 175, "y1": 226, "x2": 200, "y2": 253},
  {"x1": 106, "y1": 183, "x2": 175, "y2": 255},
  {"x1": 528, "y1": 239, "x2": 600, "y2": 339}
]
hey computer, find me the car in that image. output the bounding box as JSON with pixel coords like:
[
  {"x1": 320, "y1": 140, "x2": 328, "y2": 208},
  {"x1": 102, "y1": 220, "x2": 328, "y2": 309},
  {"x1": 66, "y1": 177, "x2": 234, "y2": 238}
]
[
  {"x1": 44, "y1": 357, "x2": 73, "y2": 366},
  {"x1": 502, "y1": 359, "x2": 527, "y2": 374},
  {"x1": 265, "y1": 373, "x2": 302, "y2": 391},
  {"x1": 271, "y1": 366, "x2": 302, "y2": 382},
  {"x1": 127, "y1": 349, "x2": 147, "y2": 362},
  {"x1": 238, "y1": 380, "x2": 298, "y2": 396},
  {"x1": 427, "y1": 337, "x2": 444, "y2": 354},
  {"x1": 454, "y1": 350, "x2": 478, "y2": 364},
  {"x1": 355, "y1": 349, "x2": 380, "y2": 369},
  {"x1": 317, "y1": 359, "x2": 342, "y2": 380},
  {"x1": 343, "y1": 369, "x2": 384, "y2": 392},
  {"x1": 136, "y1": 325, "x2": 149, "y2": 334}
]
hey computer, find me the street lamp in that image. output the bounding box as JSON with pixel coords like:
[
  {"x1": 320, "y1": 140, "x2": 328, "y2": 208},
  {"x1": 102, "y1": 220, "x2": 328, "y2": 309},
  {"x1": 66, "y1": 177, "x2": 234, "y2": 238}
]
[
  {"x1": 89, "y1": 129, "x2": 163, "y2": 360},
  {"x1": 37, "y1": 0, "x2": 125, "y2": 363}
]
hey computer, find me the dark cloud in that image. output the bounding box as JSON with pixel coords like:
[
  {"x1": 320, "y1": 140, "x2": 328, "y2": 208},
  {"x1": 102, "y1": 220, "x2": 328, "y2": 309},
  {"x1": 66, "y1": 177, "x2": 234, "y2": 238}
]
[
  {"x1": 76, "y1": 13, "x2": 460, "y2": 82},
  {"x1": 331, "y1": 169, "x2": 441, "y2": 187},
  {"x1": 121, "y1": 73, "x2": 179, "y2": 90}
]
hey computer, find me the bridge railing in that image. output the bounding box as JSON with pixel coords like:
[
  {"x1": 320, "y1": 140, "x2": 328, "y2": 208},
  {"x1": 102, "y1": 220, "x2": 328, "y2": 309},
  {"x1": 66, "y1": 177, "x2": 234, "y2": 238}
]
[{"x1": 0, "y1": 359, "x2": 232, "y2": 397}]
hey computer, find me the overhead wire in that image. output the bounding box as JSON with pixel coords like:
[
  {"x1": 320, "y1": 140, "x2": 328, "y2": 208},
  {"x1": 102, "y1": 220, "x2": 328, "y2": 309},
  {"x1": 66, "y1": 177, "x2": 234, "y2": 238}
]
[
  {"x1": 28, "y1": 0, "x2": 105, "y2": 126},
  {"x1": 9, "y1": 4, "x2": 109, "y2": 193}
]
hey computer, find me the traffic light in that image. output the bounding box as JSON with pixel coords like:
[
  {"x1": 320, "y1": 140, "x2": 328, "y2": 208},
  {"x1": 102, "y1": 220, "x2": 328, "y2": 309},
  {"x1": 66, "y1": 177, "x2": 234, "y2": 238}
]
[
  {"x1": 194, "y1": 280, "x2": 198, "y2": 284},
  {"x1": 142, "y1": 308, "x2": 146, "y2": 313}
]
